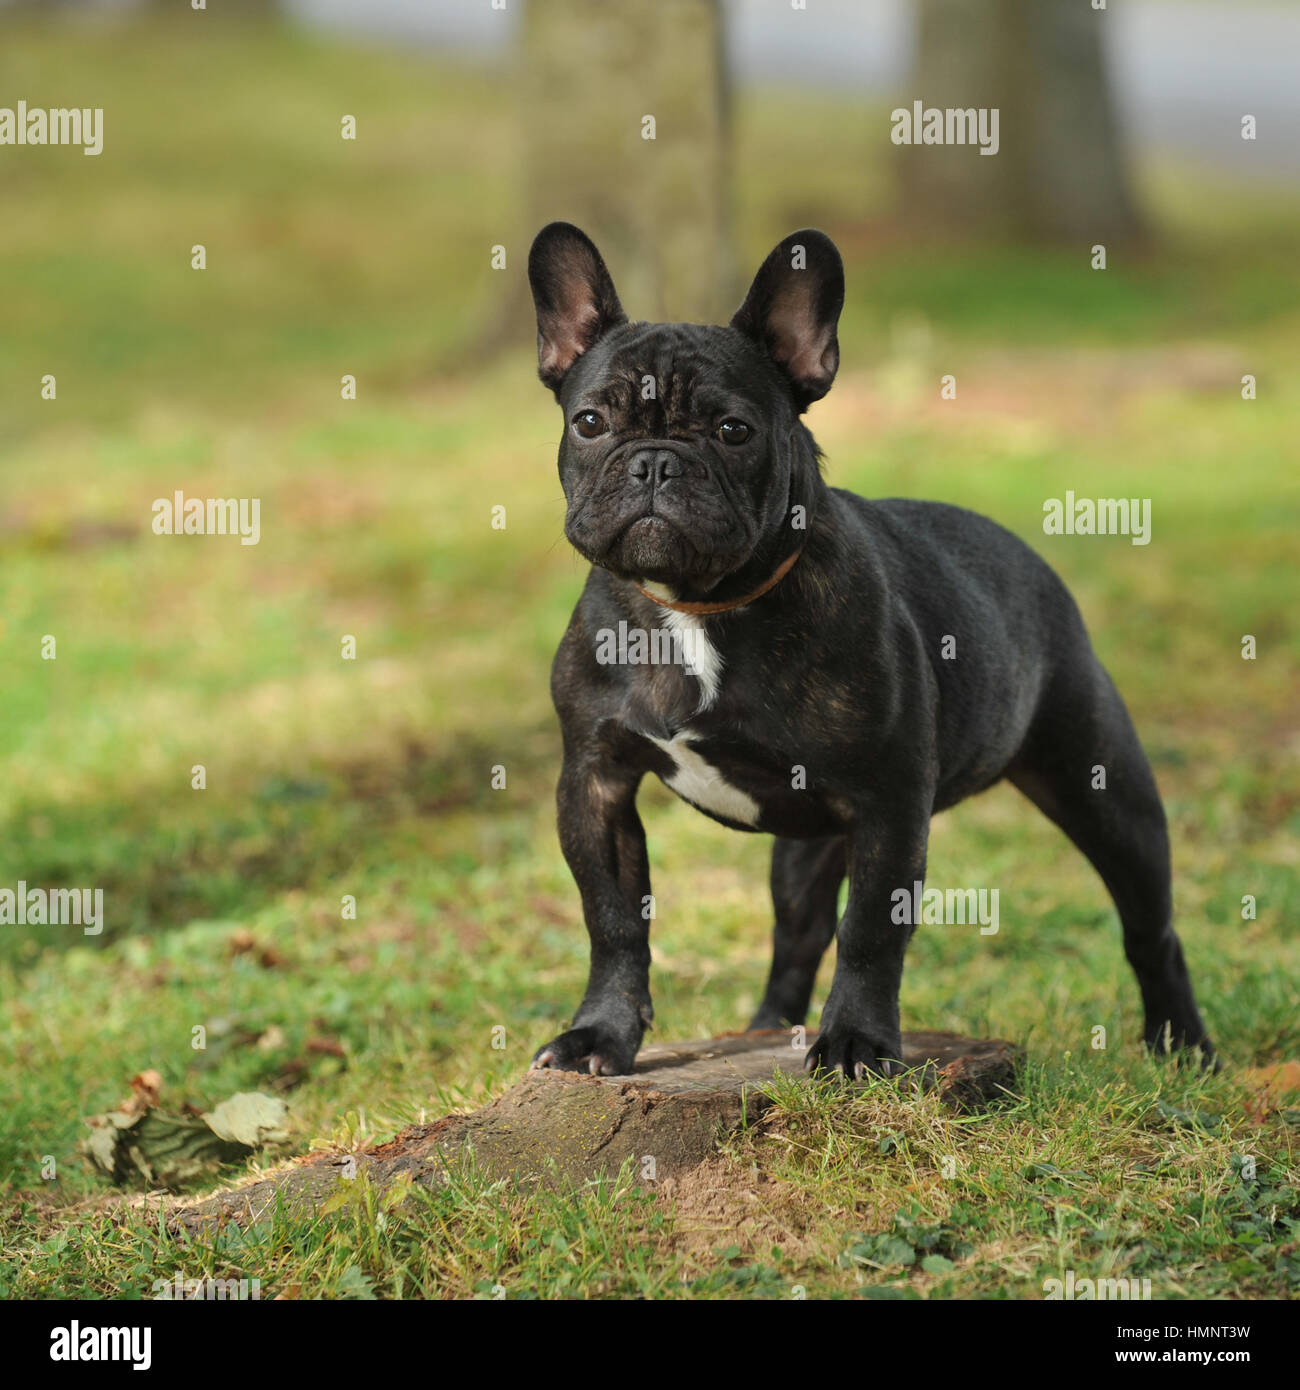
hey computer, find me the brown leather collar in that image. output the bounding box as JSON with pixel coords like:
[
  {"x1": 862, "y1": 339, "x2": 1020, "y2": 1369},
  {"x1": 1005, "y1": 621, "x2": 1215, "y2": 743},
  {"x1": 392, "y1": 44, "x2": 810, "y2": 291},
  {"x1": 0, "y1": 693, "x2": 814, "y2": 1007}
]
[{"x1": 632, "y1": 548, "x2": 803, "y2": 615}]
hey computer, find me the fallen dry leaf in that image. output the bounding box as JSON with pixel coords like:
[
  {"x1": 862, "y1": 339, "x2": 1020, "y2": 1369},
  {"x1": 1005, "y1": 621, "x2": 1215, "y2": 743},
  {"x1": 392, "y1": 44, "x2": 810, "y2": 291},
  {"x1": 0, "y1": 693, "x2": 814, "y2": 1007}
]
[
  {"x1": 124, "y1": 1070, "x2": 163, "y2": 1117},
  {"x1": 1241, "y1": 1061, "x2": 1300, "y2": 1120},
  {"x1": 80, "y1": 1089, "x2": 290, "y2": 1188}
]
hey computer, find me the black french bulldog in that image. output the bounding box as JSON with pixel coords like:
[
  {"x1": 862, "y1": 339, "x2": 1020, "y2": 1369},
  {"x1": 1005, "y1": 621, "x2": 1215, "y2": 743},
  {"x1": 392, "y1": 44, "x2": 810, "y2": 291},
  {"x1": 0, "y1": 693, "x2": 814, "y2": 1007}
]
[{"x1": 525, "y1": 221, "x2": 1213, "y2": 1080}]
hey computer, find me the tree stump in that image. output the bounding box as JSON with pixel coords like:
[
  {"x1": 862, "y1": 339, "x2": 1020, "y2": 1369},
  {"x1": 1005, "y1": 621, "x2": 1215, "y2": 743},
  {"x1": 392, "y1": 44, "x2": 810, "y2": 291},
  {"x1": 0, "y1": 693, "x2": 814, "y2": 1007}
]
[{"x1": 170, "y1": 1030, "x2": 1018, "y2": 1233}]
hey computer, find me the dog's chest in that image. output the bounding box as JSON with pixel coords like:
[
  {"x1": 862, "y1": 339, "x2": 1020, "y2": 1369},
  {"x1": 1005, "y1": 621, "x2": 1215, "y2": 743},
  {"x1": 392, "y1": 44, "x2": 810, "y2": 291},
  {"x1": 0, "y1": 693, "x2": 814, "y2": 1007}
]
[
  {"x1": 620, "y1": 632, "x2": 852, "y2": 836},
  {"x1": 638, "y1": 723, "x2": 850, "y2": 837},
  {"x1": 645, "y1": 731, "x2": 763, "y2": 827}
]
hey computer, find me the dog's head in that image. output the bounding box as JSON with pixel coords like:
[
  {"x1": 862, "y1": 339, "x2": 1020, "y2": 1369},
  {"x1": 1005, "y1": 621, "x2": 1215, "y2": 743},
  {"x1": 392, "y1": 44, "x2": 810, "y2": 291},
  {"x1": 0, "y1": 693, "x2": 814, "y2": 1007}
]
[{"x1": 528, "y1": 223, "x2": 844, "y2": 593}]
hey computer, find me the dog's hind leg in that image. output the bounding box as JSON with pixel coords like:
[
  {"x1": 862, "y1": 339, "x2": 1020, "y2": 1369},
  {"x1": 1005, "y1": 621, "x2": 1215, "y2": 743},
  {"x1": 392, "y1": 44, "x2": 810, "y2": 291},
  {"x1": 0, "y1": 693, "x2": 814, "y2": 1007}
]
[
  {"x1": 1009, "y1": 656, "x2": 1214, "y2": 1063},
  {"x1": 748, "y1": 835, "x2": 846, "y2": 1030}
]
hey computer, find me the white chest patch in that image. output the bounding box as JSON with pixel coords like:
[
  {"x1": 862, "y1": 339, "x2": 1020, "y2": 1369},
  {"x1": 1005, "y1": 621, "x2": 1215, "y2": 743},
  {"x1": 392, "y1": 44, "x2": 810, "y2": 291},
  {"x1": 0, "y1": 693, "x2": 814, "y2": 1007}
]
[
  {"x1": 639, "y1": 584, "x2": 724, "y2": 711},
  {"x1": 665, "y1": 610, "x2": 724, "y2": 710},
  {"x1": 647, "y1": 731, "x2": 761, "y2": 827}
]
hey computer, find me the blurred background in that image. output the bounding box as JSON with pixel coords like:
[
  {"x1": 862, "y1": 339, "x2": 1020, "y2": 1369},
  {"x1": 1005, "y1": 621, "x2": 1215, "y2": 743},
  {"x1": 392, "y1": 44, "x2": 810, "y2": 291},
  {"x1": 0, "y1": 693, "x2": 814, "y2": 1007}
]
[{"x1": 2, "y1": 0, "x2": 1297, "y2": 1223}]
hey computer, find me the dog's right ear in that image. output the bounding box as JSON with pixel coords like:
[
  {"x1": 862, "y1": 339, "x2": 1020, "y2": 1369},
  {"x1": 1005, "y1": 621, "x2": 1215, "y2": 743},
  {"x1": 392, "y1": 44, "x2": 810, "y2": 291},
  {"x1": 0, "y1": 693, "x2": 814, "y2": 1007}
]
[{"x1": 527, "y1": 223, "x2": 627, "y2": 398}]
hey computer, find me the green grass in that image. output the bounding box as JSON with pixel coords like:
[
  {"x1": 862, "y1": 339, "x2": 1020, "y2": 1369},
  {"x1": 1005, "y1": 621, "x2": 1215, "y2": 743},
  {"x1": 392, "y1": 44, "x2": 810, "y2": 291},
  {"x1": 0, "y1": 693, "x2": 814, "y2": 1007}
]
[{"x1": 1, "y1": 14, "x2": 1297, "y2": 1300}]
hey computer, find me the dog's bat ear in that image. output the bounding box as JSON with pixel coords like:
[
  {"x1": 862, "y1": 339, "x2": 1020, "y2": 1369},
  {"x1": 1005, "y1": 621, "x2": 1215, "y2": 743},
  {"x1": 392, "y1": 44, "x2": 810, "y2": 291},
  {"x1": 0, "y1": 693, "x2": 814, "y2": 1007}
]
[
  {"x1": 731, "y1": 229, "x2": 844, "y2": 411},
  {"x1": 527, "y1": 223, "x2": 627, "y2": 399}
]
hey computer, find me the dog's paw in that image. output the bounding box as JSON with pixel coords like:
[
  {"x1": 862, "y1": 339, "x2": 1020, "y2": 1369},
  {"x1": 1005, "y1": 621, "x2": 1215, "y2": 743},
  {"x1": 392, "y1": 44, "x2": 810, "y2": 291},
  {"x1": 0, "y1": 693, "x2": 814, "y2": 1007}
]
[
  {"x1": 530, "y1": 1024, "x2": 640, "y2": 1077},
  {"x1": 745, "y1": 1007, "x2": 789, "y2": 1032},
  {"x1": 804, "y1": 1024, "x2": 902, "y2": 1082}
]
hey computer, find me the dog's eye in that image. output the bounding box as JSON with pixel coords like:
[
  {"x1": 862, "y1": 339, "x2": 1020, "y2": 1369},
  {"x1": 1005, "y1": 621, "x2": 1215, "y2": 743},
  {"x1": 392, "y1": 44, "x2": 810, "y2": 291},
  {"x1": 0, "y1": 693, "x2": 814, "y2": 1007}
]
[
  {"x1": 572, "y1": 410, "x2": 607, "y2": 439},
  {"x1": 717, "y1": 419, "x2": 751, "y2": 446}
]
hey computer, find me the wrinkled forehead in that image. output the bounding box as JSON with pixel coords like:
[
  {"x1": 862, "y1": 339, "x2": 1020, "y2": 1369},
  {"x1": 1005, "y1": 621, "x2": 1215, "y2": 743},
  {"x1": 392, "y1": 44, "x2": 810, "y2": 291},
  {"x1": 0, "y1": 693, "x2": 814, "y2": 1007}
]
[{"x1": 567, "y1": 322, "x2": 781, "y2": 419}]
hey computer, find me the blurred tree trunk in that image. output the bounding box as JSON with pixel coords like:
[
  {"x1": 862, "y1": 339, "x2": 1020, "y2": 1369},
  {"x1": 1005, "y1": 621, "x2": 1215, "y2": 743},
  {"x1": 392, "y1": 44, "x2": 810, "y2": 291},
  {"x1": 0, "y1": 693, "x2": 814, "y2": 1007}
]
[
  {"x1": 518, "y1": 0, "x2": 734, "y2": 324},
  {"x1": 900, "y1": 0, "x2": 1143, "y2": 243}
]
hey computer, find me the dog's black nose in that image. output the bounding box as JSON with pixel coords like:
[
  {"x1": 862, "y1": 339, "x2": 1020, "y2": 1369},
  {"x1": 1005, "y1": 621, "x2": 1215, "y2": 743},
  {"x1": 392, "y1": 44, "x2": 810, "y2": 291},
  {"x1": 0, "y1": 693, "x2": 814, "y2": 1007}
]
[{"x1": 627, "y1": 449, "x2": 684, "y2": 487}]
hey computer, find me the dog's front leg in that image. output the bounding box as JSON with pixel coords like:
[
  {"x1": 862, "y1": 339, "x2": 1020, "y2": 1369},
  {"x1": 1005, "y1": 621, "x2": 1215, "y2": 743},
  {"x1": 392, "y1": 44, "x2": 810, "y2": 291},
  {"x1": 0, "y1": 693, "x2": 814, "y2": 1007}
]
[
  {"x1": 806, "y1": 806, "x2": 932, "y2": 1080},
  {"x1": 531, "y1": 758, "x2": 652, "y2": 1076}
]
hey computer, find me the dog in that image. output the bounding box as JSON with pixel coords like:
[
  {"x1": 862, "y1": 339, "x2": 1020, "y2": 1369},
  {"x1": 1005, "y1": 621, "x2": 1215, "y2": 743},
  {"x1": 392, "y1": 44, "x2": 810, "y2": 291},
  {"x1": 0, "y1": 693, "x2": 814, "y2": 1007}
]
[{"x1": 524, "y1": 221, "x2": 1213, "y2": 1080}]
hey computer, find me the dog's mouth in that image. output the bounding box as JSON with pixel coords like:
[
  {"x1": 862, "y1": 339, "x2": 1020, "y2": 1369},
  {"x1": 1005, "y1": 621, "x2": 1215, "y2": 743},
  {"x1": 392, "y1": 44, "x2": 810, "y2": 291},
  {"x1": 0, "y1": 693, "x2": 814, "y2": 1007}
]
[
  {"x1": 609, "y1": 515, "x2": 692, "y2": 584},
  {"x1": 565, "y1": 498, "x2": 753, "y2": 591},
  {"x1": 566, "y1": 514, "x2": 712, "y2": 588}
]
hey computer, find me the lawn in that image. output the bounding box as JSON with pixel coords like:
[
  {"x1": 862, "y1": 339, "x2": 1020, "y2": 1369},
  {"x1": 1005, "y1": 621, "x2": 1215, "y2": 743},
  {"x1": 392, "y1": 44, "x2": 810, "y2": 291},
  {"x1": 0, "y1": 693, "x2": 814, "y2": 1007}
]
[{"x1": 1, "y1": 13, "x2": 1297, "y2": 1299}]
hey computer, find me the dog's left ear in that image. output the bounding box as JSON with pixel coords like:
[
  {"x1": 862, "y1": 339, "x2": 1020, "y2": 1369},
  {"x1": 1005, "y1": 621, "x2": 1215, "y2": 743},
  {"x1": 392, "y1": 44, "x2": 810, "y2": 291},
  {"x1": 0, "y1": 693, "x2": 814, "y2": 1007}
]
[
  {"x1": 731, "y1": 229, "x2": 844, "y2": 410},
  {"x1": 528, "y1": 222, "x2": 627, "y2": 399}
]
